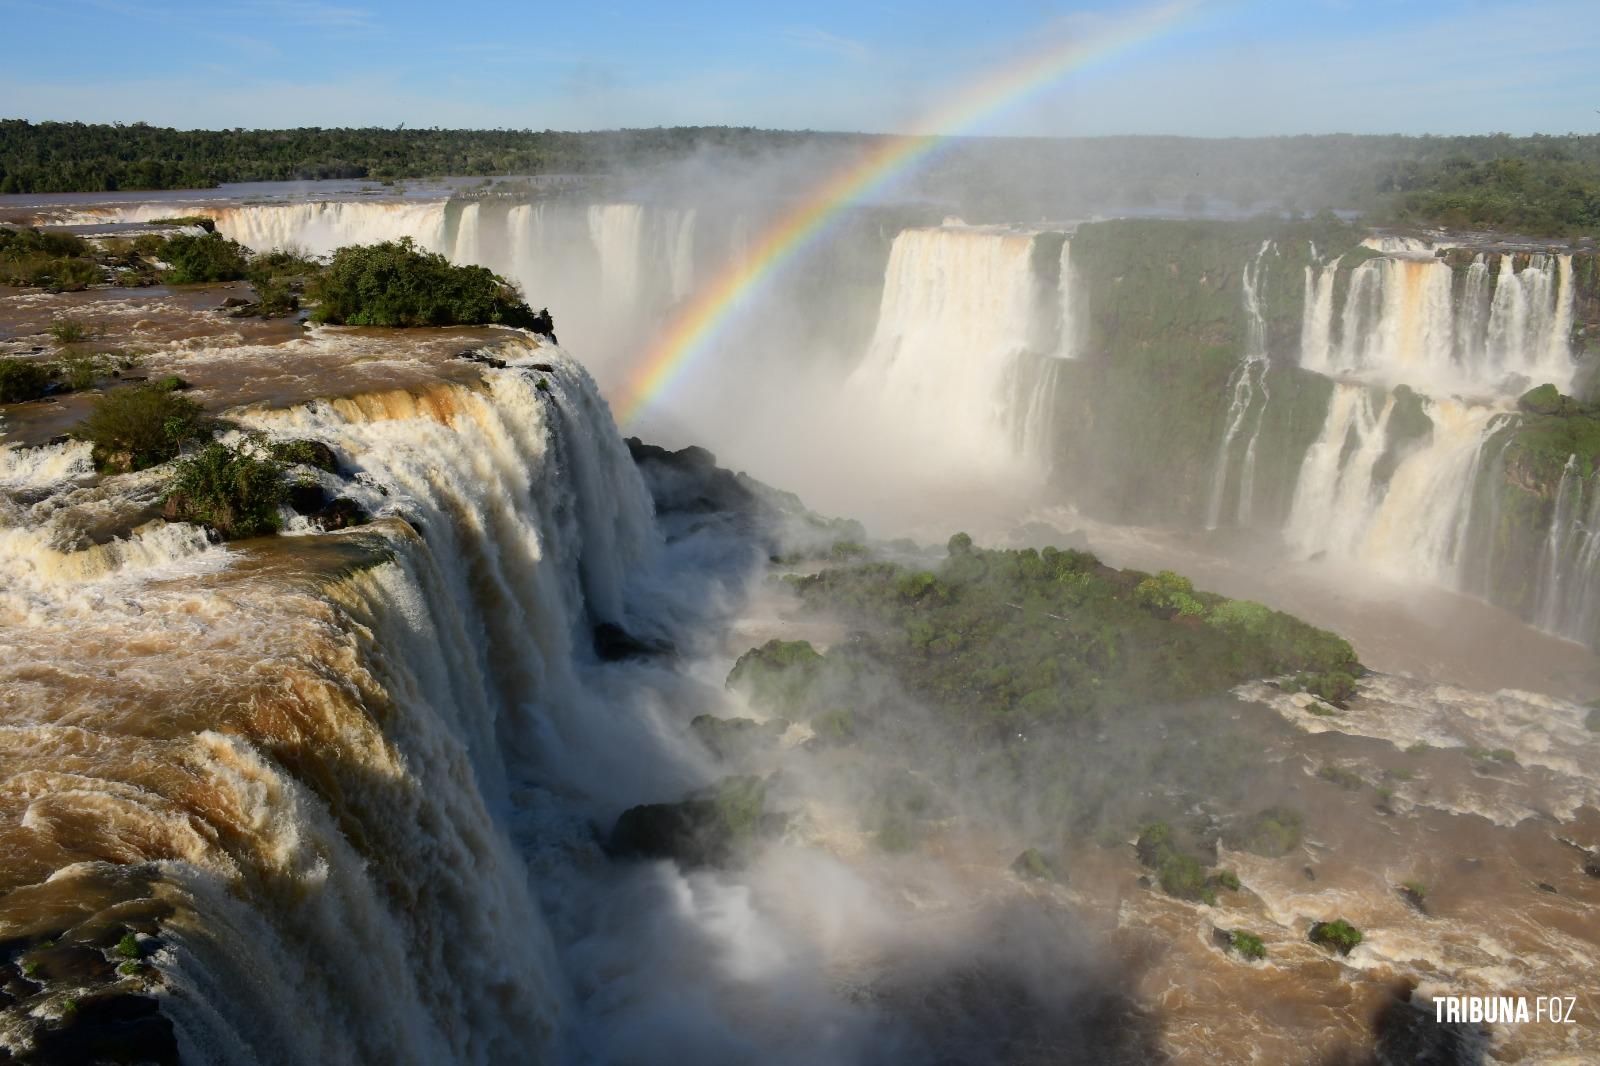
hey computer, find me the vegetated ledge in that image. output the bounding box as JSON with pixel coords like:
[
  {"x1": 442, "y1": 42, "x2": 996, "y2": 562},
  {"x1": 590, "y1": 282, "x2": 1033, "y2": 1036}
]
[
  {"x1": 746, "y1": 535, "x2": 1361, "y2": 731},
  {"x1": 697, "y1": 534, "x2": 1360, "y2": 876}
]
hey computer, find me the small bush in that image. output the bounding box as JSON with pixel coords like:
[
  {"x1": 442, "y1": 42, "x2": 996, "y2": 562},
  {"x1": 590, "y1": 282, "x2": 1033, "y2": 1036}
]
[
  {"x1": 44, "y1": 258, "x2": 101, "y2": 291},
  {"x1": 1214, "y1": 869, "x2": 1241, "y2": 891},
  {"x1": 47, "y1": 318, "x2": 93, "y2": 346},
  {"x1": 0, "y1": 357, "x2": 52, "y2": 403},
  {"x1": 75, "y1": 385, "x2": 206, "y2": 473},
  {"x1": 1133, "y1": 570, "x2": 1205, "y2": 618},
  {"x1": 1011, "y1": 847, "x2": 1057, "y2": 882},
  {"x1": 165, "y1": 438, "x2": 287, "y2": 539},
  {"x1": 1308, "y1": 918, "x2": 1364, "y2": 955},
  {"x1": 114, "y1": 933, "x2": 141, "y2": 960},
  {"x1": 1317, "y1": 764, "x2": 1365, "y2": 791},
  {"x1": 267, "y1": 438, "x2": 338, "y2": 472},
  {"x1": 1226, "y1": 930, "x2": 1266, "y2": 961},
  {"x1": 1224, "y1": 805, "x2": 1303, "y2": 857},
  {"x1": 309, "y1": 237, "x2": 541, "y2": 328},
  {"x1": 55, "y1": 353, "x2": 108, "y2": 391},
  {"x1": 160, "y1": 232, "x2": 250, "y2": 284}
]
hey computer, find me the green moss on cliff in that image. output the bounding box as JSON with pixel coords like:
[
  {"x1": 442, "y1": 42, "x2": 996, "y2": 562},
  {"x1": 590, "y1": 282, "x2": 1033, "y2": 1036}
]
[{"x1": 1052, "y1": 218, "x2": 1366, "y2": 524}]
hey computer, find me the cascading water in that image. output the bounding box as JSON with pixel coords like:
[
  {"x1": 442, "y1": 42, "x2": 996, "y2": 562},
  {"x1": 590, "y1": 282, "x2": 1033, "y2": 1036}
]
[
  {"x1": 1298, "y1": 250, "x2": 1575, "y2": 394},
  {"x1": 846, "y1": 226, "x2": 1061, "y2": 480},
  {"x1": 1534, "y1": 456, "x2": 1600, "y2": 641},
  {"x1": 1283, "y1": 388, "x2": 1502, "y2": 583},
  {"x1": 0, "y1": 341, "x2": 671, "y2": 1064},
  {"x1": 1204, "y1": 241, "x2": 1274, "y2": 528}
]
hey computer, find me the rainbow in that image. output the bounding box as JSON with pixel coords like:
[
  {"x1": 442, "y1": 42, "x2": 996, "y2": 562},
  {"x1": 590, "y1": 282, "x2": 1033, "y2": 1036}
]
[{"x1": 613, "y1": 0, "x2": 1210, "y2": 423}]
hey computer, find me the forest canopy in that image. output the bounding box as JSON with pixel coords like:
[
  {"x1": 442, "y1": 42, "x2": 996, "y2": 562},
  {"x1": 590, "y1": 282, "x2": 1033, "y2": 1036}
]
[{"x1": 3, "y1": 120, "x2": 1598, "y2": 234}]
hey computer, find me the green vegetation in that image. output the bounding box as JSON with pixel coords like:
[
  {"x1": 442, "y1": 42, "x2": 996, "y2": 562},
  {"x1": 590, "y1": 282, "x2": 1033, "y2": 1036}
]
[
  {"x1": 1135, "y1": 821, "x2": 1221, "y2": 904},
  {"x1": 609, "y1": 775, "x2": 774, "y2": 867},
  {"x1": 266, "y1": 438, "x2": 338, "y2": 472},
  {"x1": 47, "y1": 317, "x2": 93, "y2": 346},
  {"x1": 114, "y1": 933, "x2": 142, "y2": 960},
  {"x1": 159, "y1": 232, "x2": 250, "y2": 284},
  {"x1": 776, "y1": 543, "x2": 1358, "y2": 728},
  {"x1": 689, "y1": 714, "x2": 788, "y2": 761},
  {"x1": 1133, "y1": 570, "x2": 1206, "y2": 618},
  {"x1": 1011, "y1": 847, "x2": 1057, "y2": 882},
  {"x1": 1465, "y1": 746, "x2": 1518, "y2": 765},
  {"x1": 1308, "y1": 919, "x2": 1364, "y2": 955},
  {"x1": 727, "y1": 639, "x2": 826, "y2": 714},
  {"x1": 1224, "y1": 930, "x2": 1266, "y2": 961},
  {"x1": 5, "y1": 121, "x2": 1599, "y2": 233},
  {"x1": 0, "y1": 225, "x2": 99, "y2": 289},
  {"x1": 117, "y1": 961, "x2": 144, "y2": 977},
  {"x1": 1213, "y1": 869, "x2": 1241, "y2": 892},
  {"x1": 1223, "y1": 806, "x2": 1304, "y2": 857},
  {"x1": 1052, "y1": 218, "x2": 1352, "y2": 525},
  {"x1": 309, "y1": 237, "x2": 541, "y2": 328},
  {"x1": 164, "y1": 438, "x2": 287, "y2": 539},
  {"x1": 0, "y1": 357, "x2": 52, "y2": 402},
  {"x1": 74, "y1": 384, "x2": 205, "y2": 473},
  {"x1": 1316, "y1": 764, "x2": 1366, "y2": 791}
]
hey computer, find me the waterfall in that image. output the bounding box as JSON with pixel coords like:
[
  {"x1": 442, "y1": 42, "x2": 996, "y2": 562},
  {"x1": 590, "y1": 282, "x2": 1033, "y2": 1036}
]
[
  {"x1": 1205, "y1": 241, "x2": 1273, "y2": 528},
  {"x1": 1299, "y1": 256, "x2": 1339, "y2": 374},
  {"x1": 1283, "y1": 386, "x2": 1501, "y2": 584},
  {"x1": 847, "y1": 226, "x2": 1057, "y2": 477},
  {"x1": 0, "y1": 341, "x2": 661, "y2": 1064},
  {"x1": 212, "y1": 201, "x2": 451, "y2": 256},
  {"x1": 1303, "y1": 252, "x2": 1575, "y2": 393},
  {"x1": 1533, "y1": 456, "x2": 1600, "y2": 643},
  {"x1": 1055, "y1": 239, "x2": 1079, "y2": 359},
  {"x1": 586, "y1": 204, "x2": 645, "y2": 307}
]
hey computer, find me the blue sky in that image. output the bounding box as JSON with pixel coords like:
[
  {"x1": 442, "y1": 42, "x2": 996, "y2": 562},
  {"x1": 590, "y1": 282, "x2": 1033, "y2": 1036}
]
[{"x1": 2, "y1": 0, "x2": 1597, "y2": 135}]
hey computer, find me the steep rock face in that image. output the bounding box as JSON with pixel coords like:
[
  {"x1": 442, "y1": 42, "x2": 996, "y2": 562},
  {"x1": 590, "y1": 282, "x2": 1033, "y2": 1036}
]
[
  {"x1": 1049, "y1": 218, "x2": 1363, "y2": 526},
  {"x1": 1039, "y1": 220, "x2": 1600, "y2": 645}
]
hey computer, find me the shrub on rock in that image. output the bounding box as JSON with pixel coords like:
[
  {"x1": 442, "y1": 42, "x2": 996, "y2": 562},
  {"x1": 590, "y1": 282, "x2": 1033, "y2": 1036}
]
[
  {"x1": 75, "y1": 385, "x2": 205, "y2": 473},
  {"x1": 309, "y1": 237, "x2": 542, "y2": 329}
]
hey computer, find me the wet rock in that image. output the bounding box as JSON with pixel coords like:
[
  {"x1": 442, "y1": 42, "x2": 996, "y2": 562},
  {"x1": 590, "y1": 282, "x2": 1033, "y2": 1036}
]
[
  {"x1": 689, "y1": 714, "x2": 787, "y2": 761},
  {"x1": 1374, "y1": 984, "x2": 1489, "y2": 1066},
  {"x1": 1536, "y1": 881, "x2": 1558, "y2": 894},
  {"x1": 1584, "y1": 854, "x2": 1600, "y2": 879},
  {"x1": 1011, "y1": 848, "x2": 1061, "y2": 883},
  {"x1": 609, "y1": 775, "x2": 771, "y2": 868},
  {"x1": 529, "y1": 307, "x2": 556, "y2": 340},
  {"x1": 530, "y1": 362, "x2": 555, "y2": 372},
  {"x1": 314, "y1": 497, "x2": 368, "y2": 531},
  {"x1": 1308, "y1": 918, "x2": 1363, "y2": 955},
  {"x1": 593, "y1": 622, "x2": 674, "y2": 662},
  {"x1": 625, "y1": 437, "x2": 756, "y2": 514},
  {"x1": 453, "y1": 348, "x2": 508, "y2": 370},
  {"x1": 268, "y1": 438, "x2": 339, "y2": 473},
  {"x1": 26, "y1": 992, "x2": 178, "y2": 1065},
  {"x1": 1397, "y1": 883, "x2": 1429, "y2": 914},
  {"x1": 219, "y1": 296, "x2": 250, "y2": 309},
  {"x1": 286, "y1": 482, "x2": 328, "y2": 516}
]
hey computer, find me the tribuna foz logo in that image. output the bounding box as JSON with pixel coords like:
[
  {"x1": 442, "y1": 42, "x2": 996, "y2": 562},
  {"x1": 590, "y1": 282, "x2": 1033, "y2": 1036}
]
[{"x1": 1433, "y1": 996, "x2": 1579, "y2": 1025}]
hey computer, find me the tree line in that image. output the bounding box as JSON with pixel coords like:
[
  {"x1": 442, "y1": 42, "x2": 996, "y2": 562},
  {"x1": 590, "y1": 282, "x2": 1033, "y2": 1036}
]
[{"x1": 3, "y1": 120, "x2": 1597, "y2": 234}]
